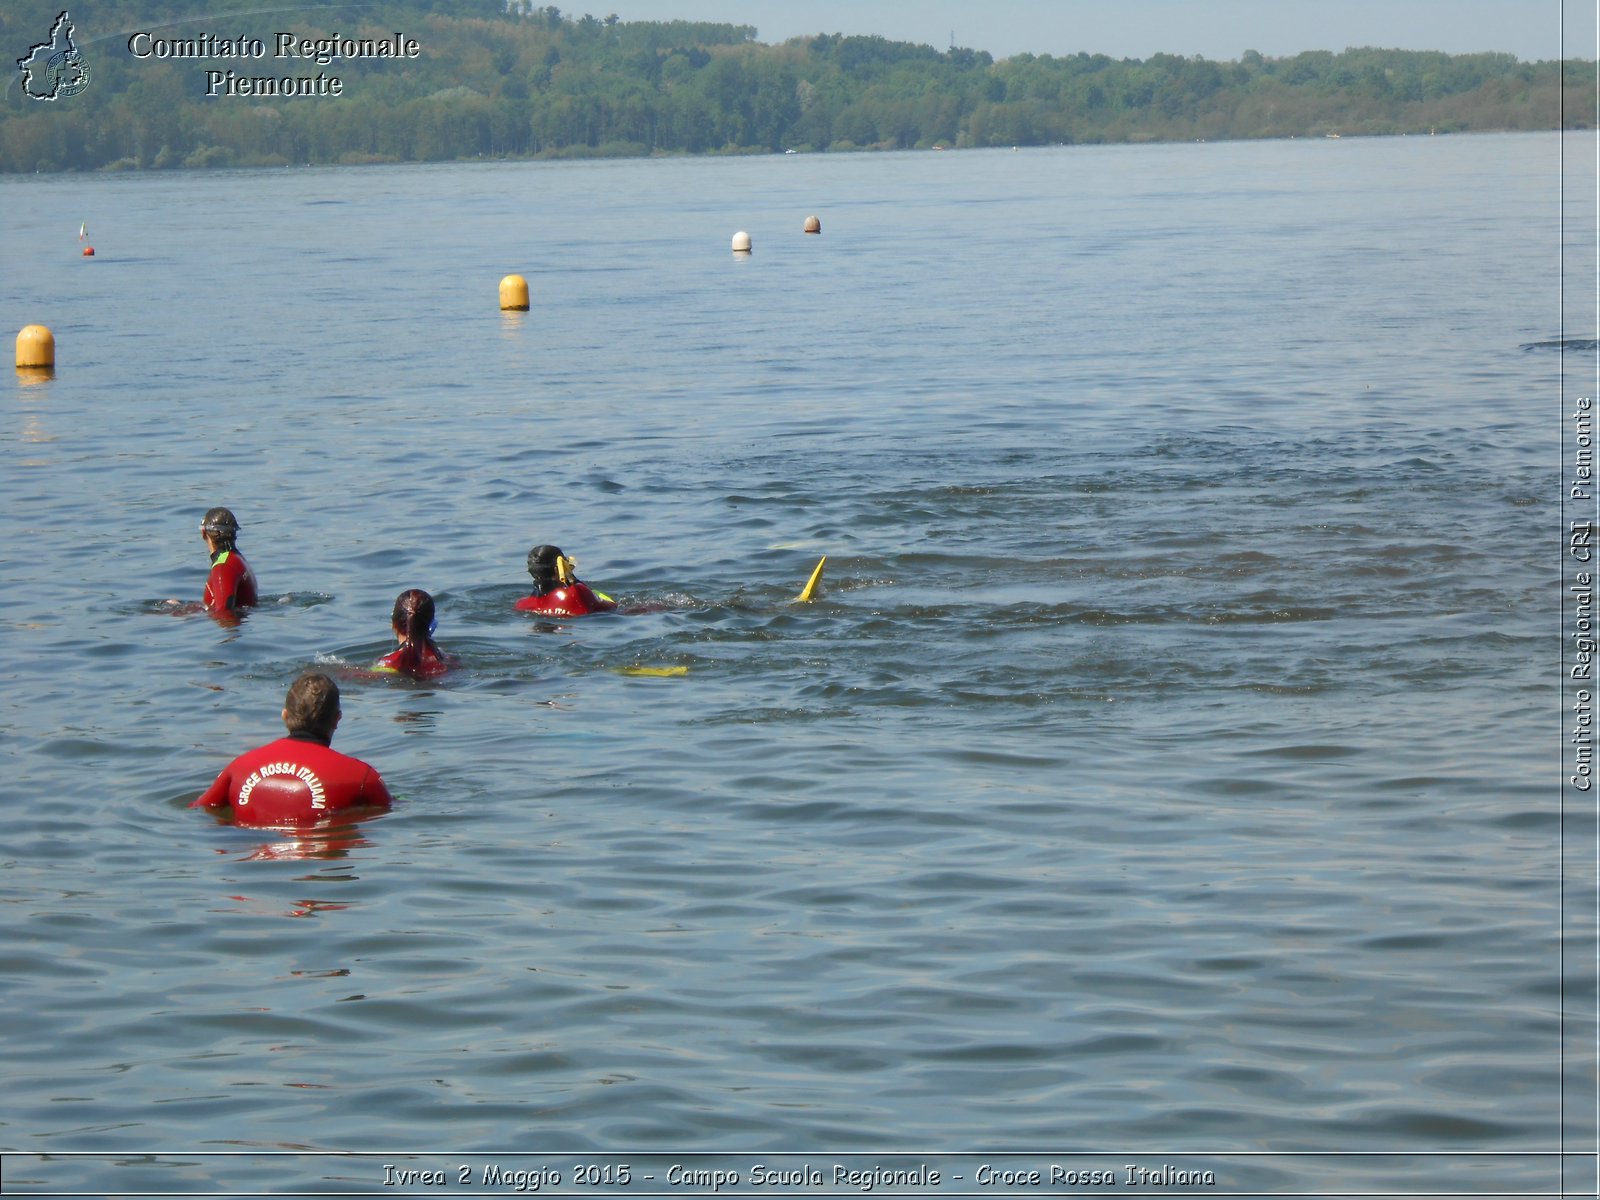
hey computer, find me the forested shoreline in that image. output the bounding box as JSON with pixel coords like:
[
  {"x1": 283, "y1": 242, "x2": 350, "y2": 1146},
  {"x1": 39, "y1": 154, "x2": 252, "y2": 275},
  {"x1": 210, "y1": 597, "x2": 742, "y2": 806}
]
[{"x1": 2, "y1": 0, "x2": 1593, "y2": 172}]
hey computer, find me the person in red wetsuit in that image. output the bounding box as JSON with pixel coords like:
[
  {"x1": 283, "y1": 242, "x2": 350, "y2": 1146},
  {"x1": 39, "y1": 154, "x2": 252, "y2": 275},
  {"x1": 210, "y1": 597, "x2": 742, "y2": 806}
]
[
  {"x1": 515, "y1": 544, "x2": 616, "y2": 617},
  {"x1": 191, "y1": 670, "x2": 392, "y2": 826},
  {"x1": 374, "y1": 588, "x2": 453, "y2": 678},
  {"x1": 200, "y1": 506, "x2": 257, "y2": 617}
]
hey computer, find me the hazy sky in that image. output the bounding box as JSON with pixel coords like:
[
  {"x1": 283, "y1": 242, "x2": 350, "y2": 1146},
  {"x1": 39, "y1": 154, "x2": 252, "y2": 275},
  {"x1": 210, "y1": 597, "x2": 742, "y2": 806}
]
[{"x1": 603, "y1": 0, "x2": 1598, "y2": 63}]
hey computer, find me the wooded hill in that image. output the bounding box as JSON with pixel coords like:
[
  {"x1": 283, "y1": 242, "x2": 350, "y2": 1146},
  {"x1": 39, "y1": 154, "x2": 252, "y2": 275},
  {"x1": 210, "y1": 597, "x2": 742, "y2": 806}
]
[{"x1": 1, "y1": 0, "x2": 1592, "y2": 171}]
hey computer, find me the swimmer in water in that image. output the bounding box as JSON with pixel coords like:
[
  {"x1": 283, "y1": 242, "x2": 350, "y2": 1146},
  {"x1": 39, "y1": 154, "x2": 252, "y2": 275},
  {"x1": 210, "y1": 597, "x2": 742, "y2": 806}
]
[
  {"x1": 374, "y1": 588, "x2": 453, "y2": 678},
  {"x1": 200, "y1": 506, "x2": 257, "y2": 617},
  {"x1": 515, "y1": 544, "x2": 616, "y2": 617},
  {"x1": 191, "y1": 670, "x2": 392, "y2": 826}
]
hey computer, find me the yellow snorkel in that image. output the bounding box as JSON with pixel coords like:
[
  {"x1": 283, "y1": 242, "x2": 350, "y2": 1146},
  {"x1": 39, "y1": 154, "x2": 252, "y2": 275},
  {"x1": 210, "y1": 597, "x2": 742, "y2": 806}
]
[
  {"x1": 795, "y1": 555, "x2": 827, "y2": 603},
  {"x1": 555, "y1": 553, "x2": 613, "y2": 603}
]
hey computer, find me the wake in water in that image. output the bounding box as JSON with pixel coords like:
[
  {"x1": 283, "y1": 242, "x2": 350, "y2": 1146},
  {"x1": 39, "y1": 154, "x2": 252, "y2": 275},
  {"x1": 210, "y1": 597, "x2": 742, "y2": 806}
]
[
  {"x1": 135, "y1": 592, "x2": 333, "y2": 616},
  {"x1": 1520, "y1": 337, "x2": 1600, "y2": 352}
]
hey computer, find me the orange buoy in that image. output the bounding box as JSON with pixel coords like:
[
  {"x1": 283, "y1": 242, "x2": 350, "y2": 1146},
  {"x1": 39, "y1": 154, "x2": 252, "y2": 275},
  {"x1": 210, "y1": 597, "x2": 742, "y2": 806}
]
[{"x1": 82, "y1": 246, "x2": 94, "y2": 256}]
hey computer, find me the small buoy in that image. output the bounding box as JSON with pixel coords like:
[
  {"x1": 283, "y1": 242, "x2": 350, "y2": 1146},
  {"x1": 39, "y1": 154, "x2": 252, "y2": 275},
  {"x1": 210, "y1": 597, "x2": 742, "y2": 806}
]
[
  {"x1": 803, "y1": 215, "x2": 821, "y2": 235},
  {"x1": 499, "y1": 274, "x2": 529, "y2": 311},
  {"x1": 731, "y1": 231, "x2": 752, "y2": 253},
  {"x1": 16, "y1": 324, "x2": 55, "y2": 369},
  {"x1": 82, "y1": 246, "x2": 94, "y2": 256}
]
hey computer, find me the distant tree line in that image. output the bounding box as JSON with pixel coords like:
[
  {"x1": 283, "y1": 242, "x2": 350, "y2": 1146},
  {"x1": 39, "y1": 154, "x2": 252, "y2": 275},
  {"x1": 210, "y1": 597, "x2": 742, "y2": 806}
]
[{"x1": 0, "y1": 0, "x2": 1592, "y2": 172}]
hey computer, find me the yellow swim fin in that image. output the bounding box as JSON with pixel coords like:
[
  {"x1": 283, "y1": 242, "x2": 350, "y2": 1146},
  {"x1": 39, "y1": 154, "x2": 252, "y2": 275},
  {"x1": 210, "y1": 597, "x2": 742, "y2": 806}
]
[
  {"x1": 618, "y1": 665, "x2": 688, "y2": 677},
  {"x1": 795, "y1": 555, "x2": 827, "y2": 603}
]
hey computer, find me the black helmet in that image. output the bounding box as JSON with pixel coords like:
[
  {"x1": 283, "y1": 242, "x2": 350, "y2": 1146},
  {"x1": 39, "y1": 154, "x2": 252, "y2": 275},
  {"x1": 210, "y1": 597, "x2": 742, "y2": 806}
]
[
  {"x1": 527, "y1": 544, "x2": 562, "y2": 576},
  {"x1": 200, "y1": 506, "x2": 240, "y2": 535},
  {"x1": 527, "y1": 544, "x2": 565, "y2": 593}
]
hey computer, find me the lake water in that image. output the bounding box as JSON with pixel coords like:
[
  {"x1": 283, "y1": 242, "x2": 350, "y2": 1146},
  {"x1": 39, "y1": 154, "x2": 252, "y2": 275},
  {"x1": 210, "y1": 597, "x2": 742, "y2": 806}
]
[{"x1": 0, "y1": 132, "x2": 1595, "y2": 1197}]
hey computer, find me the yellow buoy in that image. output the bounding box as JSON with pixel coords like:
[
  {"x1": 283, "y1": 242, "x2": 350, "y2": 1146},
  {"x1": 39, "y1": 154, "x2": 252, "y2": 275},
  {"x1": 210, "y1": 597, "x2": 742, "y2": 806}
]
[
  {"x1": 499, "y1": 274, "x2": 530, "y2": 311},
  {"x1": 619, "y1": 665, "x2": 689, "y2": 677},
  {"x1": 16, "y1": 325, "x2": 55, "y2": 369},
  {"x1": 795, "y1": 555, "x2": 827, "y2": 603},
  {"x1": 803, "y1": 215, "x2": 821, "y2": 234},
  {"x1": 731, "y1": 231, "x2": 752, "y2": 253}
]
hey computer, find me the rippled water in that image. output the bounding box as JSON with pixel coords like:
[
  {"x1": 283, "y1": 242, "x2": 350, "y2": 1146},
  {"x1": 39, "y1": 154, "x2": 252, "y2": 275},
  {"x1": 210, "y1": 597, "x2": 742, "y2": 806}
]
[{"x1": 1, "y1": 132, "x2": 1594, "y2": 1195}]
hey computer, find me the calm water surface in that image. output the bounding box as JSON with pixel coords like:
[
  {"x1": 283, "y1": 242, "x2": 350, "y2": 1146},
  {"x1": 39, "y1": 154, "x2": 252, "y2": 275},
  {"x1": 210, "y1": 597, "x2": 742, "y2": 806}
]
[{"x1": 0, "y1": 132, "x2": 1594, "y2": 1195}]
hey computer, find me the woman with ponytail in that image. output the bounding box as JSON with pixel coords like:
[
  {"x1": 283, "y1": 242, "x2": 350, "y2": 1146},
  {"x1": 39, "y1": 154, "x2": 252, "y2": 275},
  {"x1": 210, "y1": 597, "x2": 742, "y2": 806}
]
[{"x1": 374, "y1": 589, "x2": 453, "y2": 678}]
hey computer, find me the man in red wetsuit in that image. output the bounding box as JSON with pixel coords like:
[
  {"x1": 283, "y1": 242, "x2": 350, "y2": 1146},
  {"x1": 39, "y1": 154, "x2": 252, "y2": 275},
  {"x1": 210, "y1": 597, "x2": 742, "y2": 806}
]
[
  {"x1": 191, "y1": 671, "x2": 392, "y2": 826},
  {"x1": 515, "y1": 544, "x2": 616, "y2": 617},
  {"x1": 200, "y1": 506, "x2": 258, "y2": 617}
]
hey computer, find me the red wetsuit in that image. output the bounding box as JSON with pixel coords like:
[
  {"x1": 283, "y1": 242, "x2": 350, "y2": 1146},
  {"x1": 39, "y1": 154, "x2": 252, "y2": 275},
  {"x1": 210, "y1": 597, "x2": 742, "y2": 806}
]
[
  {"x1": 191, "y1": 732, "x2": 392, "y2": 826},
  {"x1": 374, "y1": 641, "x2": 451, "y2": 678},
  {"x1": 204, "y1": 549, "x2": 258, "y2": 615},
  {"x1": 515, "y1": 583, "x2": 615, "y2": 617}
]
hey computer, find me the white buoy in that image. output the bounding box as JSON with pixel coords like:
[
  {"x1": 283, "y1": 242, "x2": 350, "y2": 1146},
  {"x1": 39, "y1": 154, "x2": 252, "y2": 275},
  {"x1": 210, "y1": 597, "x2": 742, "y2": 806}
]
[
  {"x1": 803, "y1": 215, "x2": 821, "y2": 234},
  {"x1": 731, "y1": 230, "x2": 752, "y2": 253}
]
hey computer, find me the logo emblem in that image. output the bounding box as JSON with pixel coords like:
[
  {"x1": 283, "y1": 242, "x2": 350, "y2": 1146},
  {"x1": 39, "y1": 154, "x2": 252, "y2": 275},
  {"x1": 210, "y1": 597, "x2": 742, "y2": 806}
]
[{"x1": 17, "y1": 11, "x2": 90, "y2": 101}]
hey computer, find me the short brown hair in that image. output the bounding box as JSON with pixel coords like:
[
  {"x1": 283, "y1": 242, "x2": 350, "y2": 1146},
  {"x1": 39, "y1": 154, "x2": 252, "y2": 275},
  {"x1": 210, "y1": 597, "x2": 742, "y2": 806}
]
[{"x1": 283, "y1": 670, "x2": 340, "y2": 738}]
